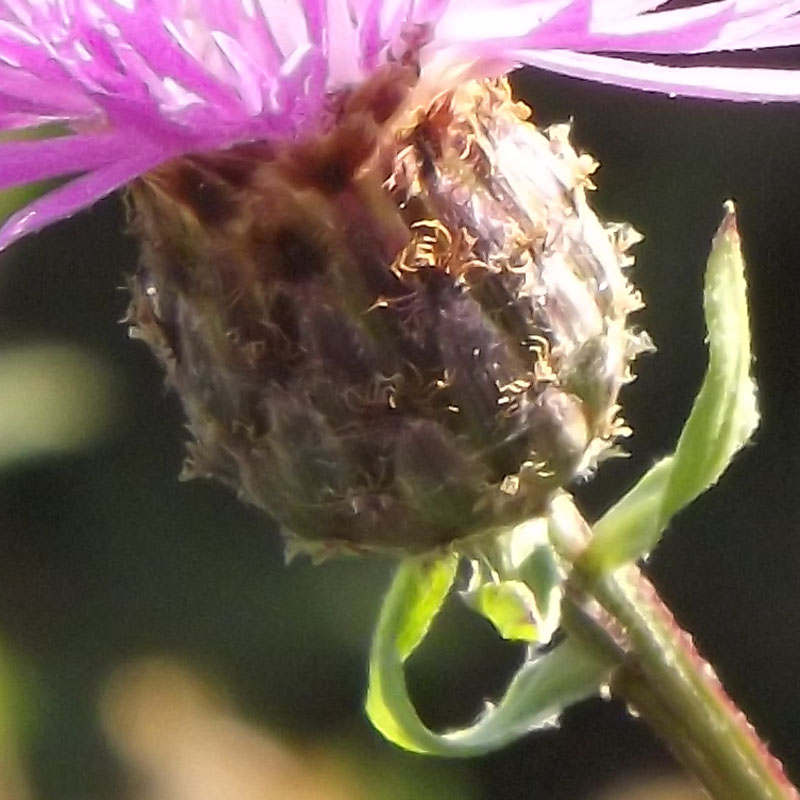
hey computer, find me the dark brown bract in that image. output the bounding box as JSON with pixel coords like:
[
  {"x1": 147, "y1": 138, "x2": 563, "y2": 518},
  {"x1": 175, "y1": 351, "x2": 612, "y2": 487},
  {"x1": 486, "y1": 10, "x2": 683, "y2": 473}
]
[{"x1": 127, "y1": 77, "x2": 647, "y2": 556}]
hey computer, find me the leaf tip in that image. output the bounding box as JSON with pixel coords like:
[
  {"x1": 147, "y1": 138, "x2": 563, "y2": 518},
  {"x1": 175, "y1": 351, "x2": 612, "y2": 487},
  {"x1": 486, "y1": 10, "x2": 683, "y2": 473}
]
[{"x1": 716, "y1": 199, "x2": 740, "y2": 244}]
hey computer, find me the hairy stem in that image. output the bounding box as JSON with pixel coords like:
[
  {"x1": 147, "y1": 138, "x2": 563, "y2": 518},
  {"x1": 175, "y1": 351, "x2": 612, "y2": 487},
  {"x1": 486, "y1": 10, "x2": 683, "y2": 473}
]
[
  {"x1": 547, "y1": 496, "x2": 797, "y2": 800},
  {"x1": 564, "y1": 563, "x2": 797, "y2": 800}
]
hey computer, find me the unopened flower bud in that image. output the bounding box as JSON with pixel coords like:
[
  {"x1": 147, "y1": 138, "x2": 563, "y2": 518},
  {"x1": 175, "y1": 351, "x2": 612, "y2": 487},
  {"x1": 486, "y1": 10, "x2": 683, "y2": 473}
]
[{"x1": 127, "y1": 76, "x2": 647, "y2": 555}]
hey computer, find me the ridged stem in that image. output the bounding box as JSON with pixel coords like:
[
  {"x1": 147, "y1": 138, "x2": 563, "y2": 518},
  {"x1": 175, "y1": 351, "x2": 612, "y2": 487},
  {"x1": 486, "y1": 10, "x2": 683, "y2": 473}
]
[{"x1": 561, "y1": 562, "x2": 798, "y2": 800}]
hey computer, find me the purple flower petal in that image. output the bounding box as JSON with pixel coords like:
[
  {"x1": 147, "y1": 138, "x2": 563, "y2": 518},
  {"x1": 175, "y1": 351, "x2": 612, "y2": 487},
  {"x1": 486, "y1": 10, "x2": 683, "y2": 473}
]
[
  {"x1": 518, "y1": 49, "x2": 800, "y2": 101},
  {"x1": 324, "y1": 0, "x2": 366, "y2": 83},
  {"x1": 563, "y1": 4, "x2": 740, "y2": 54},
  {"x1": 729, "y1": 14, "x2": 800, "y2": 48},
  {"x1": 0, "y1": 67, "x2": 98, "y2": 121},
  {"x1": 0, "y1": 0, "x2": 798, "y2": 251},
  {"x1": 0, "y1": 133, "x2": 150, "y2": 190},
  {"x1": 94, "y1": 0, "x2": 244, "y2": 112},
  {"x1": 0, "y1": 153, "x2": 165, "y2": 250}
]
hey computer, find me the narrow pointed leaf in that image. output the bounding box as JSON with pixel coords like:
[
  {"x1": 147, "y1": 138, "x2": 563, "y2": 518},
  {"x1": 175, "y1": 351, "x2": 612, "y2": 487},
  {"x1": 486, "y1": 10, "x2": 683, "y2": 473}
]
[{"x1": 586, "y1": 203, "x2": 758, "y2": 570}]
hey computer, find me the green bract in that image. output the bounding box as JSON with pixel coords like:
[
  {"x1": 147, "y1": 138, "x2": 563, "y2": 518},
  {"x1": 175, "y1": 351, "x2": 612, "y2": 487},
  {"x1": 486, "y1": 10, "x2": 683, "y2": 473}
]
[{"x1": 366, "y1": 204, "x2": 758, "y2": 755}]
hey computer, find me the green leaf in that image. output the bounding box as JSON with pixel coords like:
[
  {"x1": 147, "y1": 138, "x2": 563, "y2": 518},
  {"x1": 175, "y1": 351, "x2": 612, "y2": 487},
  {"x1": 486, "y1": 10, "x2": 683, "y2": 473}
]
[
  {"x1": 661, "y1": 204, "x2": 758, "y2": 521},
  {"x1": 462, "y1": 581, "x2": 541, "y2": 642},
  {"x1": 461, "y1": 522, "x2": 563, "y2": 644},
  {"x1": 366, "y1": 555, "x2": 459, "y2": 753},
  {"x1": 366, "y1": 554, "x2": 610, "y2": 756},
  {"x1": 517, "y1": 542, "x2": 563, "y2": 639},
  {"x1": 585, "y1": 203, "x2": 758, "y2": 570}
]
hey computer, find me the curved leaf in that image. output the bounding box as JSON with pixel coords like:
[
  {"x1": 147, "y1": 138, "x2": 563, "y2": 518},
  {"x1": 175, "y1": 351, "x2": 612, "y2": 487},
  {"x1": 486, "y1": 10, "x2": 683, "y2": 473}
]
[{"x1": 366, "y1": 554, "x2": 610, "y2": 755}]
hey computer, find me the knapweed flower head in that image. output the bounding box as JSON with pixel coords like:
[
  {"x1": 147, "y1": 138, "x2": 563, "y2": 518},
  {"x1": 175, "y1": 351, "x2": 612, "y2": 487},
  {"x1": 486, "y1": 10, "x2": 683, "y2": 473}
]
[{"x1": 2, "y1": 1, "x2": 799, "y2": 554}]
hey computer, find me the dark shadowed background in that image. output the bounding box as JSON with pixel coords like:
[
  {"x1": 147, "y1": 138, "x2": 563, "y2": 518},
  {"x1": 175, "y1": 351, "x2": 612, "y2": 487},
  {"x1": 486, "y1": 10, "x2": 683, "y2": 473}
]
[{"x1": 0, "y1": 59, "x2": 797, "y2": 800}]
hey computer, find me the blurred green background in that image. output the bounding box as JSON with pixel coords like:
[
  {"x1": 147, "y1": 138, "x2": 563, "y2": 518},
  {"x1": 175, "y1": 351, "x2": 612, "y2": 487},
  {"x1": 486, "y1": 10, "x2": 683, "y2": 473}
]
[{"x1": 0, "y1": 63, "x2": 798, "y2": 800}]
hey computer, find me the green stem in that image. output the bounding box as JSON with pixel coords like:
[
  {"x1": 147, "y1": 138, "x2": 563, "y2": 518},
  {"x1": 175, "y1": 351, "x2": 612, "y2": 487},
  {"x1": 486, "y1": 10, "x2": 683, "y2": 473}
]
[{"x1": 564, "y1": 563, "x2": 798, "y2": 800}]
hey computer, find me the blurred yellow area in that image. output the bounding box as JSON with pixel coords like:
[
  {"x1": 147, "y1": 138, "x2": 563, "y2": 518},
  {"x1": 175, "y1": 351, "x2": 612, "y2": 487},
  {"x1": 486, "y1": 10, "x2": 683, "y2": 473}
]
[
  {"x1": 101, "y1": 658, "x2": 361, "y2": 800},
  {"x1": 0, "y1": 153, "x2": 117, "y2": 466},
  {"x1": 0, "y1": 344, "x2": 117, "y2": 469},
  {"x1": 590, "y1": 776, "x2": 710, "y2": 800},
  {"x1": 0, "y1": 648, "x2": 478, "y2": 800},
  {"x1": 99, "y1": 655, "x2": 481, "y2": 800}
]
